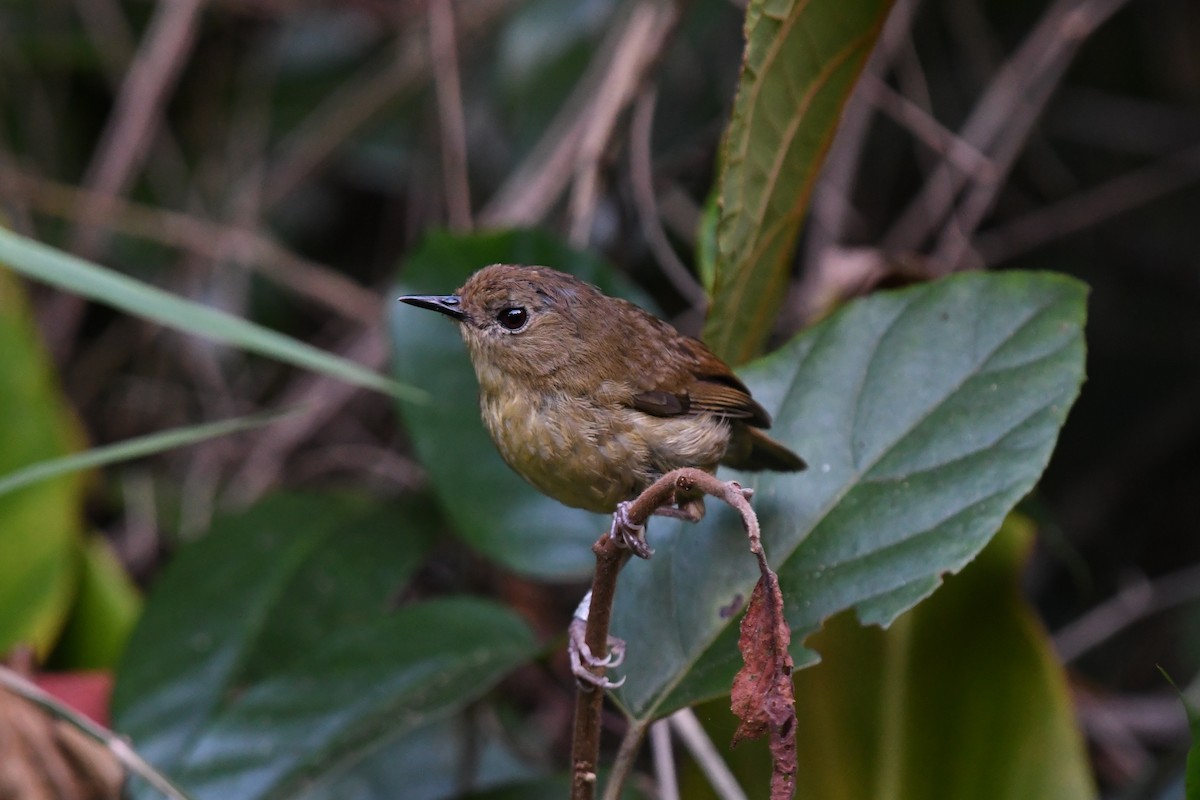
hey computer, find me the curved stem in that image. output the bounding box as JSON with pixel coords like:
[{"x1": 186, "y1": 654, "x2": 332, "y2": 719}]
[{"x1": 569, "y1": 467, "x2": 760, "y2": 800}]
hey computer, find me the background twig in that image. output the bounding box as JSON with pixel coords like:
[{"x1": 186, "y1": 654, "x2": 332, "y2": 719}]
[{"x1": 0, "y1": 667, "x2": 194, "y2": 800}]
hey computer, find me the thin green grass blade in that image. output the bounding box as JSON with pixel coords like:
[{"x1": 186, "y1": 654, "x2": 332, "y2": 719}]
[
  {"x1": 0, "y1": 409, "x2": 295, "y2": 497},
  {"x1": 0, "y1": 227, "x2": 423, "y2": 401}
]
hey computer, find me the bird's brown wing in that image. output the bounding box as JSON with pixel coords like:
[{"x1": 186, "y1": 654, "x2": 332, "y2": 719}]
[
  {"x1": 629, "y1": 389, "x2": 689, "y2": 416},
  {"x1": 629, "y1": 335, "x2": 772, "y2": 428}
]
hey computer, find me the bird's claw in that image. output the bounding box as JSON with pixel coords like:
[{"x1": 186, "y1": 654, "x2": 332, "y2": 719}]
[
  {"x1": 568, "y1": 618, "x2": 626, "y2": 690},
  {"x1": 610, "y1": 501, "x2": 653, "y2": 559},
  {"x1": 569, "y1": 595, "x2": 626, "y2": 688}
]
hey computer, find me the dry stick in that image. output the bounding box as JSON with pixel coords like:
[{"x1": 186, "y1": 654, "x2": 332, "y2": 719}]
[
  {"x1": 0, "y1": 667, "x2": 194, "y2": 800},
  {"x1": 71, "y1": 0, "x2": 207, "y2": 257},
  {"x1": 670, "y1": 709, "x2": 749, "y2": 800},
  {"x1": 44, "y1": 0, "x2": 206, "y2": 362},
  {"x1": 883, "y1": 0, "x2": 1133, "y2": 257},
  {"x1": 571, "y1": 534, "x2": 633, "y2": 800},
  {"x1": 429, "y1": 0, "x2": 473, "y2": 230},
  {"x1": 891, "y1": 35, "x2": 940, "y2": 178},
  {"x1": 802, "y1": 0, "x2": 926, "y2": 270},
  {"x1": 1054, "y1": 561, "x2": 1200, "y2": 663},
  {"x1": 602, "y1": 720, "x2": 652, "y2": 800},
  {"x1": 857, "y1": 74, "x2": 995, "y2": 180},
  {"x1": 931, "y1": 0, "x2": 1134, "y2": 270},
  {"x1": 795, "y1": 0, "x2": 926, "y2": 329},
  {"x1": 262, "y1": 40, "x2": 421, "y2": 207},
  {"x1": 3, "y1": 166, "x2": 380, "y2": 322},
  {"x1": 262, "y1": 0, "x2": 518, "y2": 208},
  {"x1": 567, "y1": 0, "x2": 680, "y2": 247},
  {"x1": 570, "y1": 468, "x2": 774, "y2": 800},
  {"x1": 974, "y1": 141, "x2": 1200, "y2": 266},
  {"x1": 71, "y1": 0, "x2": 200, "y2": 211},
  {"x1": 477, "y1": 15, "x2": 625, "y2": 229},
  {"x1": 481, "y1": 0, "x2": 681, "y2": 230},
  {"x1": 629, "y1": 85, "x2": 708, "y2": 310},
  {"x1": 650, "y1": 719, "x2": 680, "y2": 800}
]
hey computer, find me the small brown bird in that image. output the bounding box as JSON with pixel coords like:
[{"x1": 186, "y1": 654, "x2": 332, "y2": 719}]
[{"x1": 400, "y1": 264, "x2": 805, "y2": 553}]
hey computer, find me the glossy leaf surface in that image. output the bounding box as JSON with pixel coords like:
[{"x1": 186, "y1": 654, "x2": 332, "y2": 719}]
[
  {"x1": 680, "y1": 516, "x2": 1095, "y2": 799},
  {"x1": 112, "y1": 494, "x2": 537, "y2": 800},
  {"x1": 612, "y1": 271, "x2": 1087, "y2": 719}
]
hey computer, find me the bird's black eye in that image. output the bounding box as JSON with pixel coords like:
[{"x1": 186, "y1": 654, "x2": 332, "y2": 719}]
[{"x1": 497, "y1": 306, "x2": 528, "y2": 331}]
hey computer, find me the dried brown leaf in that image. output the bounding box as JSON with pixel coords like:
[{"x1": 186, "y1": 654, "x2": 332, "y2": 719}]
[
  {"x1": 731, "y1": 569, "x2": 797, "y2": 800},
  {"x1": 0, "y1": 687, "x2": 123, "y2": 800}
]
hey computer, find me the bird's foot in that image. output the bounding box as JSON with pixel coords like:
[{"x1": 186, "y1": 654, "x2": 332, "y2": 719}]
[
  {"x1": 652, "y1": 495, "x2": 707, "y2": 523},
  {"x1": 568, "y1": 592, "x2": 626, "y2": 690},
  {"x1": 610, "y1": 501, "x2": 653, "y2": 559}
]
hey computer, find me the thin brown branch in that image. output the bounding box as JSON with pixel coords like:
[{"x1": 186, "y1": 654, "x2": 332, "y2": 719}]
[
  {"x1": 649, "y1": 719, "x2": 680, "y2": 800},
  {"x1": 571, "y1": 467, "x2": 779, "y2": 800},
  {"x1": 567, "y1": 0, "x2": 681, "y2": 247},
  {"x1": 601, "y1": 721, "x2": 650, "y2": 800},
  {"x1": 629, "y1": 85, "x2": 707, "y2": 309},
  {"x1": 262, "y1": 36, "x2": 421, "y2": 208},
  {"x1": 429, "y1": 0, "x2": 473, "y2": 230},
  {"x1": 975, "y1": 142, "x2": 1200, "y2": 265},
  {"x1": 481, "y1": 0, "x2": 682, "y2": 230},
  {"x1": 222, "y1": 325, "x2": 390, "y2": 505},
  {"x1": 796, "y1": 0, "x2": 925, "y2": 331},
  {"x1": 883, "y1": 0, "x2": 1134, "y2": 258},
  {"x1": 571, "y1": 535, "x2": 632, "y2": 800},
  {"x1": 670, "y1": 709, "x2": 749, "y2": 800},
  {"x1": 931, "y1": 0, "x2": 1137, "y2": 269},
  {"x1": 4, "y1": 165, "x2": 380, "y2": 322},
  {"x1": 70, "y1": 0, "x2": 198, "y2": 208},
  {"x1": 262, "y1": 0, "x2": 517, "y2": 209},
  {"x1": 802, "y1": 0, "x2": 926, "y2": 270},
  {"x1": 858, "y1": 74, "x2": 995, "y2": 180},
  {"x1": 1054, "y1": 561, "x2": 1200, "y2": 662},
  {"x1": 71, "y1": 0, "x2": 207, "y2": 258}
]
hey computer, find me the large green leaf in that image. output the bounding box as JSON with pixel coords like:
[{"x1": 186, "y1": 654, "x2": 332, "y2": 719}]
[
  {"x1": 0, "y1": 227, "x2": 419, "y2": 400},
  {"x1": 680, "y1": 516, "x2": 1095, "y2": 799},
  {"x1": 703, "y1": 0, "x2": 891, "y2": 364},
  {"x1": 0, "y1": 268, "x2": 85, "y2": 656},
  {"x1": 611, "y1": 271, "x2": 1087, "y2": 719},
  {"x1": 389, "y1": 229, "x2": 655, "y2": 579},
  {"x1": 290, "y1": 714, "x2": 540, "y2": 800},
  {"x1": 112, "y1": 493, "x2": 532, "y2": 800},
  {"x1": 135, "y1": 599, "x2": 535, "y2": 800},
  {"x1": 48, "y1": 536, "x2": 141, "y2": 670}
]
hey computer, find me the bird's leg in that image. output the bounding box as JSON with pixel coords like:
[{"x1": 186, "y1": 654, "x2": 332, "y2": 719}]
[
  {"x1": 568, "y1": 590, "x2": 626, "y2": 690},
  {"x1": 610, "y1": 500, "x2": 653, "y2": 559},
  {"x1": 652, "y1": 494, "x2": 706, "y2": 523}
]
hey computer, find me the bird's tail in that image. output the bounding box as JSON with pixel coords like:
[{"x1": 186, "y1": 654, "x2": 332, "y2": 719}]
[{"x1": 723, "y1": 426, "x2": 807, "y2": 472}]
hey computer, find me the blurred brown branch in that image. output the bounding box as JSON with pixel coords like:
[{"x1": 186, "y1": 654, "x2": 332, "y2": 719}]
[
  {"x1": 481, "y1": 0, "x2": 683, "y2": 231},
  {"x1": 4, "y1": 165, "x2": 380, "y2": 321}
]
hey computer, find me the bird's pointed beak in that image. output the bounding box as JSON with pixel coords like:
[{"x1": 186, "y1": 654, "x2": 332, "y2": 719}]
[{"x1": 398, "y1": 294, "x2": 466, "y2": 321}]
